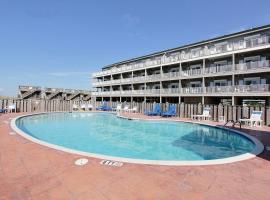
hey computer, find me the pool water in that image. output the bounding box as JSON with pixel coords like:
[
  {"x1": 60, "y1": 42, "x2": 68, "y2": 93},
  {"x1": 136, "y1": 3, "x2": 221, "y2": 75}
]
[{"x1": 15, "y1": 112, "x2": 255, "y2": 161}]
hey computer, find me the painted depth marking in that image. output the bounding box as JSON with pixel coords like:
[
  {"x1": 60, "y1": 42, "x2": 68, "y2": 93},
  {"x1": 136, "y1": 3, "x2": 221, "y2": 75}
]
[
  {"x1": 74, "y1": 158, "x2": 89, "y2": 166},
  {"x1": 100, "y1": 160, "x2": 123, "y2": 167}
]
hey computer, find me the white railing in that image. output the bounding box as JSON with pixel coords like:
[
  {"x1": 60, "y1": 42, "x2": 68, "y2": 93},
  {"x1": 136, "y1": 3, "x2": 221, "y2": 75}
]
[
  {"x1": 162, "y1": 71, "x2": 180, "y2": 79},
  {"x1": 93, "y1": 84, "x2": 270, "y2": 96},
  {"x1": 204, "y1": 64, "x2": 232, "y2": 74},
  {"x1": 235, "y1": 60, "x2": 270, "y2": 71},
  {"x1": 93, "y1": 35, "x2": 270, "y2": 77},
  {"x1": 181, "y1": 87, "x2": 204, "y2": 94},
  {"x1": 161, "y1": 88, "x2": 180, "y2": 94},
  {"x1": 133, "y1": 76, "x2": 146, "y2": 83},
  {"x1": 121, "y1": 78, "x2": 132, "y2": 84},
  {"x1": 147, "y1": 74, "x2": 161, "y2": 81},
  {"x1": 234, "y1": 84, "x2": 270, "y2": 93},
  {"x1": 206, "y1": 86, "x2": 233, "y2": 93},
  {"x1": 181, "y1": 68, "x2": 203, "y2": 77}
]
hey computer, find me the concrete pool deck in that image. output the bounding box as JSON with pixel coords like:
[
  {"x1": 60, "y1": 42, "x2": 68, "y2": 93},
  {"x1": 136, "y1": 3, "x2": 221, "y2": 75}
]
[{"x1": 1, "y1": 112, "x2": 270, "y2": 199}]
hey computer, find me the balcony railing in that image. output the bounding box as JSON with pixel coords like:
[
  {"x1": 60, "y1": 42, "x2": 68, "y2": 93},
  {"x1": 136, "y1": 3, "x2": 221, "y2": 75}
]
[
  {"x1": 93, "y1": 60, "x2": 270, "y2": 87},
  {"x1": 93, "y1": 35, "x2": 270, "y2": 77},
  {"x1": 133, "y1": 76, "x2": 146, "y2": 83},
  {"x1": 19, "y1": 86, "x2": 42, "y2": 91},
  {"x1": 181, "y1": 87, "x2": 204, "y2": 94},
  {"x1": 204, "y1": 64, "x2": 232, "y2": 74},
  {"x1": 181, "y1": 68, "x2": 203, "y2": 77},
  {"x1": 235, "y1": 60, "x2": 270, "y2": 71},
  {"x1": 93, "y1": 84, "x2": 270, "y2": 96},
  {"x1": 162, "y1": 71, "x2": 180, "y2": 79},
  {"x1": 162, "y1": 88, "x2": 180, "y2": 94}
]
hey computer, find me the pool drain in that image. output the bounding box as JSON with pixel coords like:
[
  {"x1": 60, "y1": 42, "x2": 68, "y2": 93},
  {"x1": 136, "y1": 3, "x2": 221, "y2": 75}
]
[
  {"x1": 75, "y1": 158, "x2": 89, "y2": 166},
  {"x1": 100, "y1": 160, "x2": 123, "y2": 167}
]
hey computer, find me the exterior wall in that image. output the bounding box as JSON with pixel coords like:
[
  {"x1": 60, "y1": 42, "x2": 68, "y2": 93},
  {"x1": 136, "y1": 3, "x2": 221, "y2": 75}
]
[{"x1": 92, "y1": 25, "x2": 270, "y2": 106}]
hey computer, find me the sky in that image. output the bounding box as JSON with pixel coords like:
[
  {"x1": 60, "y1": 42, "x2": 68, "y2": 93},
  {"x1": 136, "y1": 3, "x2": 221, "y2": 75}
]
[{"x1": 0, "y1": 0, "x2": 270, "y2": 96}]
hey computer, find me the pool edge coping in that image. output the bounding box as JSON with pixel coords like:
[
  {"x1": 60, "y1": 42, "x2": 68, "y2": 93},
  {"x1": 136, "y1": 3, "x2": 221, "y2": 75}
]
[{"x1": 10, "y1": 112, "x2": 265, "y2": 166}]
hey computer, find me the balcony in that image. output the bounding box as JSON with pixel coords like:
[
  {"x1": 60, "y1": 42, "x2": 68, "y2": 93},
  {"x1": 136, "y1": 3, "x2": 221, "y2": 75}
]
[
  {"x1": 93, "y1": 84, "x2": 270, "y2": 96},
  {"x1": 147, "y1": 74, "x2": 161, "y2": 82},
  {"x1": 181, "y1": 68, "x2": 203, "y2": 77},
  {"x1": 133, "y1": 76, "x2": 146, "y2": 83},
  {"x1": 204, "y1": 64, "x2": 232, "y2": 74},
  {"x1": 235, "y1": 60, "x2": 270, "y2": 72},
  {"x1": 93, "y1": 35, "x2": 270, "y2": 77},
  {"x1": 162, "y1": 71, "x2": 180, "y2": 79},
  {"x1": 181, "y1": 87, "x2": 204, "y2": 94},
  {"x1": 161, "y1": 88, "x2": 180, "y2": 95}
]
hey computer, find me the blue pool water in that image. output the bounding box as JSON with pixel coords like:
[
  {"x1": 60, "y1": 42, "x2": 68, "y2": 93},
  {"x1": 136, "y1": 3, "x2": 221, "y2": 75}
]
[{"x1": 15, "y1": 112, "x2": 255, "y2": 161}]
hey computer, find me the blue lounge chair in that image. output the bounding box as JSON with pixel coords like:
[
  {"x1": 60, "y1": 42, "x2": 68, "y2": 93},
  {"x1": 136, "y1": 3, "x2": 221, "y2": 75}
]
[
  {"x1": 0, "y1": 108, "x2": 7, "y2": 114},
  {"x1": 97, "y1": 102, "x2": 112, "y2": 111},
  {"x1": 145, "y1": 104, "x2": 162, "y2": 116},
  {"x1": 161, "y1": 104, "x2": 177, "y2": 117}
]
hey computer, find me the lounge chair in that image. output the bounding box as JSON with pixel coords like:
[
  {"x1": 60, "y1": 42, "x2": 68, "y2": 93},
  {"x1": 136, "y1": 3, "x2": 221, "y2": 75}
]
[
  {"x1": 239, "y1": 110, "x2": 263, "y2": 127},
  {"x1": 128, "y1": 106, "x2": 138, "y2": 113},
  {"x1": 72, "y1": 104, "x2": 79, "y2": 111},
  {"x1": 0, "y1": 108, "x2": 7, "y2": 114},
  {"x1": 145, "y1": 104, "x2": 162, "y2": 116},
  {"x1": 112, "y1": 104, "x2": 122, "y2": 112},
  {"x1": 161, "y1": 104, "x2": 177, "y2": 117},
  {"x1": 191, "y1": 107, "x2": 211, "y2": 120},
  {"x1": 121, "y1": 105, "x2": 129, "y2": 112},
  {"x1": 87, "y1": 104, "x2": 93, "y2": 111},
  {"x1": 96, "y1": 102, "x2": 112, "y2": 111},
  {"x1": 80, "y1": 104, "x2": 86, "y2": 111},
  {"x1": 6, "y1": 104, "x2": 16, "y2": 113}
]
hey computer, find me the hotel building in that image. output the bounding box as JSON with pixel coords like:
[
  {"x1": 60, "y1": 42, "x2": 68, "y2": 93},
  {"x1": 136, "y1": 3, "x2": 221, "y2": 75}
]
[{"x1": 92, "y1": 25, "x2": 270, "y2": 106}]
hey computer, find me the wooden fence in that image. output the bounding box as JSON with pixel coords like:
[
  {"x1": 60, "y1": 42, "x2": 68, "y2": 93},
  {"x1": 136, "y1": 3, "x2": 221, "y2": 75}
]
[
  {"x1": 1, "y1": 99, "x2": 270, "y2": 125},
  {"x1": 95, "y1": 101, "x2": 270, "y2": 126}
]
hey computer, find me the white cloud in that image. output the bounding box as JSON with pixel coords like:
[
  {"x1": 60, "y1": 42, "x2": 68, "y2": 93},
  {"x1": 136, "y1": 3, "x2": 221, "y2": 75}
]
[{"x1": 122, "y1": 13, "x2": 141, "y2": 28}]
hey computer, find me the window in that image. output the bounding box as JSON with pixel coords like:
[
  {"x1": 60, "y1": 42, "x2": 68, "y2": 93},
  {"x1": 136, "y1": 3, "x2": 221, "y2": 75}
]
[{"x1": 244, "y1": 77, "x2": 260, "y2": 85}]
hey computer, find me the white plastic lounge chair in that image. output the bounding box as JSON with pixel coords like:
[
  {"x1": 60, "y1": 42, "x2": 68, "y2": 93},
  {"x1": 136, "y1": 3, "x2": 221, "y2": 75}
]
[
  {"x1": 115, "y1": 104, "x2": 122, "y2": 112},
  {"x1": 122, "y1": 105, "x2": 129, "y2": 112},
  {"x1": 191, "y1": 107, "x2": 211, "y2": 120},
  {"x1": 80, "y1": 104, "x2": 86, "y2": 111},
  {"x1": 7, "y1": 104, "x2": 16, "y2": 113},
  {"x1": 128, "y1": 106, "x2": 138, "y2": 113},
  {"x1": 87, "y1": 104, "x2": 93, "y2": 111},
  {"x1": 72, "y1": 104, "x2": 79, "y2": 111},
  {"x1": 239, "y1": 111, "x2": 263, "y2": 127}
]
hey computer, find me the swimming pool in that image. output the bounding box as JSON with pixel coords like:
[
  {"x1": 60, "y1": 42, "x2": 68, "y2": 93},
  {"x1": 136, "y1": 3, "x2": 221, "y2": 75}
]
[{"x1": 12, "y1": 112, "x2": 264, "y2": 165}]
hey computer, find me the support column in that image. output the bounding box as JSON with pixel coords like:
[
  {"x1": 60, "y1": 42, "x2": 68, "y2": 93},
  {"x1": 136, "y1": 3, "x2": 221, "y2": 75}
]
[
  {"x1": 202, "y1": 96, "x2": 205, "y2": 105},
  {"x1": 232, "y1": 96, "x2": 235, "y2": 106},
  {"x1": 160, "y1": 65, "x2": 163, "y2": 103},
  {"x1": 202, "y1": 59, "x2": 206, "y2": 93},
  {"x1": 232, "y1": 53, "x2": 235, "y2": 87}
]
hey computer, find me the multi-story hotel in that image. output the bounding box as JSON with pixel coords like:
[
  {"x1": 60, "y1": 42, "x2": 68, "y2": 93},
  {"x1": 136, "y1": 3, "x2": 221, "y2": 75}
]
[{"x1": 92, "y1": 24, "x2": 270, "y2": 106}]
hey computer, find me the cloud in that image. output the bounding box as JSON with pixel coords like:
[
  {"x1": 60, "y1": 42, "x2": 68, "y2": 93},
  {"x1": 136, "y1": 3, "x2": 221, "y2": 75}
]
[
  {"x1": 122, "y1": 13, "x2": 141, "y2": 28},
  {"x1": 48, "y1": 71, "x2": 91, "y2": 77}
]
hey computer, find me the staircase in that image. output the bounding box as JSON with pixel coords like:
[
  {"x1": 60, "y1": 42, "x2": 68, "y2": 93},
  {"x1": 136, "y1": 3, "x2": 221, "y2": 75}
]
[
  {"x1": 83, "y1": 94, "x2": 91, "y2": 101},
  {"x1": 46, "y1": 91, "x2": 62, "y2": 100},
  {"x1": 67, "y1": 92, "x2": 81, "y2": 100},
  {"x1": 21, "y1": 90, "x2": 37, "y2": 99}
]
